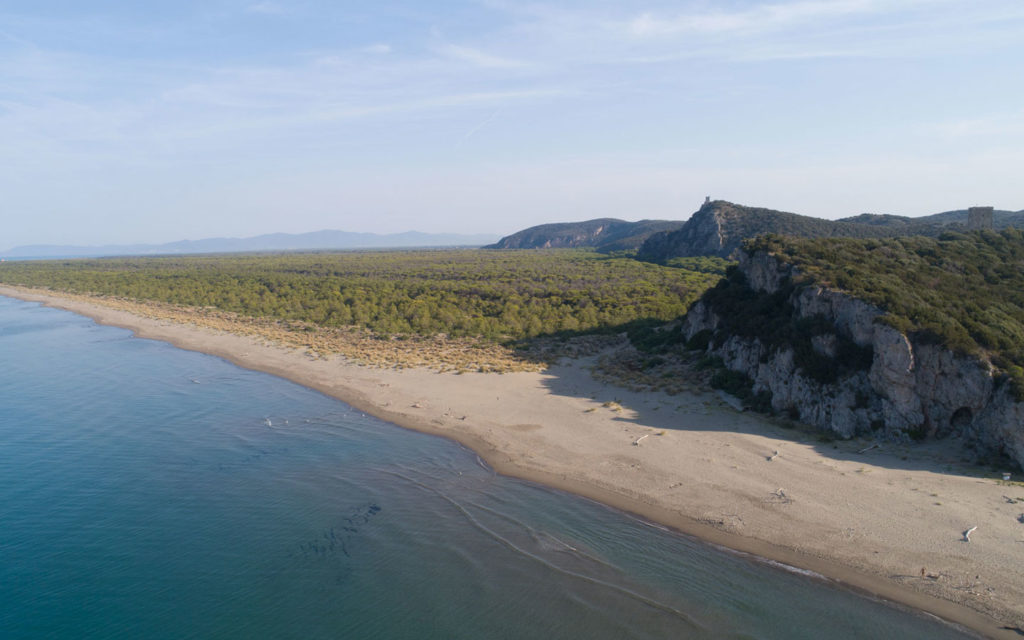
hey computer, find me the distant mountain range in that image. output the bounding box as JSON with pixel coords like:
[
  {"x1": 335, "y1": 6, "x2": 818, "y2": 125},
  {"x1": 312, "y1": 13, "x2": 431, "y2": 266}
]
[
  {"x1": 486, "y1": 202, "x2": 1024, "y2": 261},
  {"x1": 1, "y1": 230, "x2": 500, "y2": 259}
]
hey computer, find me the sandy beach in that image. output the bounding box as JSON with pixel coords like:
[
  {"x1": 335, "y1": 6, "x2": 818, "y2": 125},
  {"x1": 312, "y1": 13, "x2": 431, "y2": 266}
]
[{"x1": 4, "y1": 284, "x2": 1023, "y2": 638}]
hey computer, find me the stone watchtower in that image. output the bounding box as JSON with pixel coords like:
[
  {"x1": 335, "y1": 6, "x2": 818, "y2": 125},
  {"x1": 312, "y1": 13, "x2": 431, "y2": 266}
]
[{"x1": 967, "y1": 206, "x2": 994, "y2": 230}]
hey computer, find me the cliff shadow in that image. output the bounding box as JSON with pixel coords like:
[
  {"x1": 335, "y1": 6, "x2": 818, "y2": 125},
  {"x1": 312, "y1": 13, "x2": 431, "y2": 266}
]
[{"x1": 527, "y1": 347, "x2": 1016, "y2": 480}]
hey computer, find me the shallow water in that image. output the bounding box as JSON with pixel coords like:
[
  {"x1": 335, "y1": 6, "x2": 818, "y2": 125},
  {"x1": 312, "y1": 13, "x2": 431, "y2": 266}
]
[{"x1": 0, "y1": 296, "x2": 974, "y2": 639}]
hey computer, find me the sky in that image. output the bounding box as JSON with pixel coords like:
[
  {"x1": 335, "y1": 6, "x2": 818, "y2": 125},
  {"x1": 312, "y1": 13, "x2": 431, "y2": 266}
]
[{"x1": 1, "y1": 0, "x2": 1022, "y2": 247}]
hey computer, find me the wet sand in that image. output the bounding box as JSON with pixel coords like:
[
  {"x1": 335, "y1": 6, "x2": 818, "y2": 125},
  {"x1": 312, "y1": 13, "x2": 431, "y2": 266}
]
[{"x1": 4, "y1": 285, "x2": 1022, "y2": 638}]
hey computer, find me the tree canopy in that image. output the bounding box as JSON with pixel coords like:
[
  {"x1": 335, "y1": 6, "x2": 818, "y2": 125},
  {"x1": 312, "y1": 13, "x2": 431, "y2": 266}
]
[{"x1": 0, "y1": 249, "x2": 728, "y2": 342}]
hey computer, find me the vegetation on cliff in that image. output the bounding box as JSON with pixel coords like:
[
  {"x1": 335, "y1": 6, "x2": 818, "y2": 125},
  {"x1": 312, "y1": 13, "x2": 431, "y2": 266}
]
[
  {"x1": 748, "y1": 230, "x2": 1024, "y2": 396},
  {"x1": 0, "y1": 249, "x2": 726, "y2": 342}
]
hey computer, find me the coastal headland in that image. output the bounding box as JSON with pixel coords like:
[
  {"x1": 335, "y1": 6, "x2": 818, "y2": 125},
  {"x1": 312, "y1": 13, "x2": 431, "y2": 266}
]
[{"x1": 4, "y1": 284, "x2": 1023, "y2": 638}]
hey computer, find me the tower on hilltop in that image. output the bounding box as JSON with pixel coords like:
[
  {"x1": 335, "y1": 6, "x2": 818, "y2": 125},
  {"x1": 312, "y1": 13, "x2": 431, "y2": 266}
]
[{"x1": 967, "y1": 206, "x2": 994, "y2": 230}]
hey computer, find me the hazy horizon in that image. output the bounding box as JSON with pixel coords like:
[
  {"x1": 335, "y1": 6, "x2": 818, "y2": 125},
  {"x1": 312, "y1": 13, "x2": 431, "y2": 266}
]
[
  {"x1": 5, "y1": 200, "x2": 1022, "y2": 255},
  {"x1": 0, "y1": 227, "x2": 502, "y2": 256},
  {"x1": 2, "y1": 1, "x2": 1022, "y2": 247}
]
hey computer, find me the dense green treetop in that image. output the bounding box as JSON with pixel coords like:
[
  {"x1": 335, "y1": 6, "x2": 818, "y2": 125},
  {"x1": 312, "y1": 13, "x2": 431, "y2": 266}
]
[{"x1": 0, "y1": 249, "x2": 728, "y2": 342}]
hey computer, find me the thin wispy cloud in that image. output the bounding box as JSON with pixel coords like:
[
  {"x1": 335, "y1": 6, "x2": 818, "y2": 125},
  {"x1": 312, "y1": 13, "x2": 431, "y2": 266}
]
[
  {"x1": 480, "y1": 0, "x2": 1021, "y2": 65},
  {"x1": 246, "y1": 2, "x2": 286, "y2": 15},
  {"x1": 361, "y1": 43, "x2": 392, "y2": 55},
  {"x1": 0, "y1": 35, "x2": 570, "y2": 164},
  {"x1": 628, "y1": 0, "x2": 882, "y2": 37},
  {"x1": 0, "y1": 0, "x2": 1021, "y2": 247},
  {"x1": 435, "y1": 43, "x2": 528, "y2": 69}
]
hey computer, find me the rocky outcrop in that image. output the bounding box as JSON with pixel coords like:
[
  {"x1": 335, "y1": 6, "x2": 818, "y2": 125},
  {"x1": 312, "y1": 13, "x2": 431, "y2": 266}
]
[
  {"x1": 638, "y1": 200, "x2": 955, "y2": 262},
  {"x1": 639, "y1": 204, "x2": 734, "y2": 258},
  {"x1": 683, "y1": 249, "x2": 1024, "y2": 469}
]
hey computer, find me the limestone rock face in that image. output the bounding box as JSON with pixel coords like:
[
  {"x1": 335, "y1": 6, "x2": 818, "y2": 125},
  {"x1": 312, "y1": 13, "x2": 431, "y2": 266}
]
[
  {"x1": 741, "y1": 249, "x2": 792, "y2": 292},
  {"x1": 792, "y1": 286, "x2": 880, "y2": 347},
  {"x1": 641, "y1": 206, "x2": 733, "y2": 259},
  {"x1": 685, "y1": 248, "x2": 1024, "y2": 469},
  {"x1": 974, "y1": 389, "x2": 1024, "y2": 467},
  {"x1": 681, "y1": 300, "x2": 719, "y2": 339},
  {"x1": 869, "y1": 326, "x2": 923, "y2": 432}
]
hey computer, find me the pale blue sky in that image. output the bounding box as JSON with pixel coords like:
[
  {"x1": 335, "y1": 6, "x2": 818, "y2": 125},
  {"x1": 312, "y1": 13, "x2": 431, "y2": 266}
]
[{"x1": 2, "y1": 0, "x2": 1022, "y2": 247}]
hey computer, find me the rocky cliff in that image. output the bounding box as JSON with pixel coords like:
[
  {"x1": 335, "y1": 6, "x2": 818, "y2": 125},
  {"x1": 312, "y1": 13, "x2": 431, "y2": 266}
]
[{"x1": 682, "y1": 249, "x2": 1024, "y2": 470}]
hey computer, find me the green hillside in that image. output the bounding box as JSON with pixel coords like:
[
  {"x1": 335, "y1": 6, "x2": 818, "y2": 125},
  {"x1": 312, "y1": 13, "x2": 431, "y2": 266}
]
[
  {"x1": 638, "y1": 200, "x2": 950, "y2": 261},
  {"x1": 486, "y1": 219, "x2": 685, "y2": 252}
]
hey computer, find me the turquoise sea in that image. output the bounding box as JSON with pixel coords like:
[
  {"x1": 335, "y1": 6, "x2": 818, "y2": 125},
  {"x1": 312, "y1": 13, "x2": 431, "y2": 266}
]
[{"x1": 0, "y1": 296, "x2": 975, "y2": 639}]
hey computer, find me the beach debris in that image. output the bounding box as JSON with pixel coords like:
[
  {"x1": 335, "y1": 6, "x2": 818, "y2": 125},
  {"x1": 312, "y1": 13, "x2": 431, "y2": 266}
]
[
  {"x1": 411, "y1": 403, "x2": 422, "y2": 408},
  {"x1": 1003, "y1": 472, "x2": 1012, "y2": 481},
  {"x1": 767, "y1": 450, "x2": 780, "y2": 461},
  {"x1": 857, "y1": 443, "x2": 879, "y2": 454},
  {"x1": 765, "y1": 488, "x2": 792, "y2": 505},
  {"x1": 1017, "y1": 514, "x2": 1024, "y2": 524},
  {"x1": 698, "y1": 513, "x2": 745, "y2": 533},
  {"x1": 632, "y1": 434, "x2": 650, "y2": 446},
  {"x1": 963, "y1": 526, "x2": 978, "y2": 542}
]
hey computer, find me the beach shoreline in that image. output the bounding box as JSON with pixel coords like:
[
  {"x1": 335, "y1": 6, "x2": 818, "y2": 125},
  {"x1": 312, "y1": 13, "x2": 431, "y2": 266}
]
[{"x1": 3, "y1": 285, "x2": 1022, "y2": 639}]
